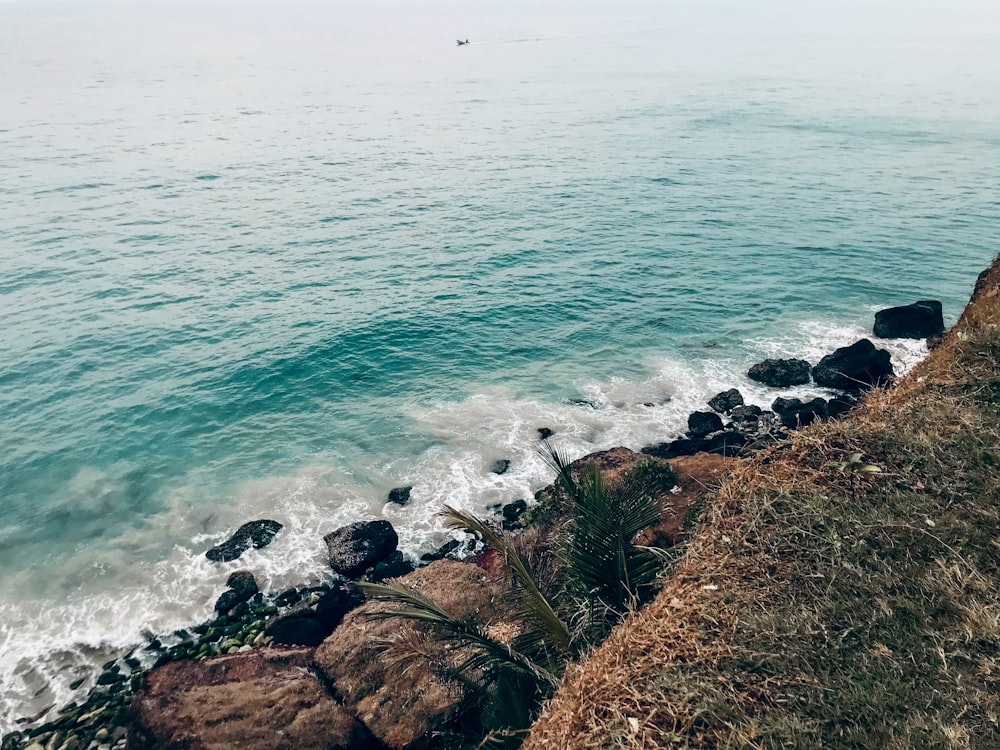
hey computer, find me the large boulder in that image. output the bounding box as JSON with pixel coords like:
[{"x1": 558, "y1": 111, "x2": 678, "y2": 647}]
[
  {"x1": 687, "y1": 411, "x2": 724, "y2": 439},
  {"x1": 325, "y1": 520, "x2": 399, "y2": 578},
  {"x1": 812, "y1": 339, "x2": 894, "y2": 391},
  {"x1": 314, "y1": 560, "x2": 504, "y2": 750},
  {"x1": 206, "y1": 520, "x2": 283, "y2": 563},
  {"x1": 128, "y1": 648, "x2": 373, "y2": 750},
  {"x1": 747, "y1": 358, "x2": 812, "y2": 387},
  {"x1": 873, "y1": 300, "x2": 944, "y2": 339},
  {"x1": 707, "y1": 389, "x2": 744, "y2": 414}
]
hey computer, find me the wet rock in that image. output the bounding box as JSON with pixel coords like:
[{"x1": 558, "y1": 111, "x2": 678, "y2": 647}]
[
  {"x1": 501, "y1": 499, "x2": 528, "y2": 530},
  {"x1": 129, "y1": 648, "x2": 370, "y2": 750},
  {"x1": 490, "y1": 459, "x2": 511, "y2": 475},
  {"x1": 747, "y1": 358, "x2": 812, "y2": 387},
  {"x1": 687, "y1": 411, "x2": 724, "y2": 439},
  {"x1": 812, "y1": 339, "x2": 894, "y2": 391},
  {"x1": 537, "y1": 427, "x2": 554, "y2": 440},
  {"x1": 316, "y1": 583, "x2": 366, "y2": 633},
  {"x1": 386, "y1": 486, "x2": 412, "y2": 506},
  {"x1": 215, "y1": 571, "x2": 259, "y2": 613},
  {"x1": 324, "y1": 520, "x2": 399, "y2": 578},
  {"x1": 708, "y1": 388, "x2": 744, "y2": 414},
  {"x1": 873, "y1": 300, "x2": 944, "y2": 339},
  {"x1": 205, "y1": 520, "x2": 283, "y2": 563},
  {"x1": 263, "y1": 603, "x2": 326, "y2": 647}
]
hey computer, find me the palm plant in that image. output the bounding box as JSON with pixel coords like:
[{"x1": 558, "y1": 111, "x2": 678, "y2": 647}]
[{"x1": 358, "y1": 442, "x2": 669, "y2": 747}]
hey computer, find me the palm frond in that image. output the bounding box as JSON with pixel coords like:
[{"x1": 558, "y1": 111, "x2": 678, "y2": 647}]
[
  {"x1": 566, "y1": 463, "x2": 664, "y2": 611},
  {"x1": 439, "y1": 506, "x2": 572, "y2": 655},
  {"x1": 357, "y1": 581, "x2": 560, "y2": 687}
]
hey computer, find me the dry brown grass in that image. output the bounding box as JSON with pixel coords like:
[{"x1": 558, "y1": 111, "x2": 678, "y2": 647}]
[{"x1": 524, "y1": 256, "x2": 1000, "y2": 750}]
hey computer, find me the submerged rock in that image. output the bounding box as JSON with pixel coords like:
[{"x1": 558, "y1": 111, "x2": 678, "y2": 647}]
[
  {"x1": 490, "y1": 459, "x2": 511, "y2": 475},
  {"x1": 812, "y1": 339, "x2": 894, "y2": 391},
  {"x1": 708, "y1": 388, "x2": 744, "y2": 414},
  {"x1": 324, "y1": 520, "x2": 399, "y2": 578},
  {"x1": 386, "y1": 486, "x2": 412, "y2": 506},
  {"x1": 205, "y1": 520, "x2": 283, "y2": 563},
  {"x1": 873, "y1": 300, "x2": 944, "y2": 339},
  {"x1": 747, "y1": 358, "x2": 812, "y2": 387},
  {"x1": 537, "y1": 427, "x2": 554, "y2": 440}
]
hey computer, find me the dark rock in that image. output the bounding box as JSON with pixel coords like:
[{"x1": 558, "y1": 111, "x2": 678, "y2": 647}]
[
  {"x1": 367, "y1": 550, "x2": 416, "y2": 582},
  {"x1": 687, "y1": 411, "x2": 724, "y2": 439},
  {"x1": 730, "y1": 404, "x2": 763, "y2": 422},
  {"x1": 491, "y1": 459, "x2": 511, "y2": 475},
  {"x1": 708, "y1": 389, "x2": 744, "y2": 414},
  {"x1": 501, "y1": 499, "x2": 528, "y2": 530},
  {"x1": 274, "y1": 588, "x2": 302, "y2": 607},
  {"x1": 205, "y1": 520, "x2": 282, "y2": 563},
  {"x1": 97, "y1": 671, "x2": 126, "y2": 686},
  {"x1": 537, "y1": 427, "x2": 554, "y2": 440},
  {"x1": 213, "y1": 571, "x2": 259, "y2": 613},
  {"x1": 264, "y1": 603, "x2": 325, "y2": 647},
  {"x1": 873, "y1": 300, "x2": 944, "y2": 339},
  {"x1": 771, "y1": 396, "x2": 828, "y2": 429},
  {"x1": 703, "y1": 430, "x2": 749, "y2": 457},
  {"x1": 324, "y1": 520, "x2": 399, "y2": 578},
  {"x1": 641, "y1": 438, "x2": 706, "y2": 459},
  {"x1": 420, "y1": 539, "x2": 463, "y2": 563},
  {"x1": 812, "y1": 339, "x2": 894, "y2": 391},
  {"x1": 315, "y1": 583, "x2": 366, "y2": 633},
  {"x1": 826, "y1": 394, "x2": 858, "y2": 419},
  {"x1": 386, "y1": 486, "x2": 412, "y2": 506},
  {"x1": 747, "y1": 358, "x2": 812, "y2": 387},
  {"x1": 1, "y1": 732, "x2": 21, "y2": 750}
]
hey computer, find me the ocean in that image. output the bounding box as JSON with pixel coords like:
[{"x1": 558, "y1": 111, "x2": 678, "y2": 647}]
[{"x1": 1, "y1": 0, "x2": 998, "y2": 733}]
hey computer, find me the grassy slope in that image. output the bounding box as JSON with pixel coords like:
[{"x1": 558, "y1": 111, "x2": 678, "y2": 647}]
[{"x1": 525, "y1": 257, "x2": 1000, "y2": 750}]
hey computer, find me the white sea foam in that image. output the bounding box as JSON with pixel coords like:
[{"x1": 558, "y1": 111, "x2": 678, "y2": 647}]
[{"x1": 0, "y1": 321, "x2": 930, "y2": 734}]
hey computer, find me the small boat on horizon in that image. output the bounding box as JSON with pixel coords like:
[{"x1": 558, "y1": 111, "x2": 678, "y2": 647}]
[{"x1": 457, "y1": 39, "x2": 470, "y2": 46}]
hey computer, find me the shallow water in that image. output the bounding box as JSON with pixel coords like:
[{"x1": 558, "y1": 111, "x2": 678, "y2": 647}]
[{"x1": 1, "y1": 0, "x2": 999, "y2": 732}]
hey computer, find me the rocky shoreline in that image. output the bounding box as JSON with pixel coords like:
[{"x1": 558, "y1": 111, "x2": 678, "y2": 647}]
[{"x1": 1, "y1": 301, "x2": 945, "y2": 750}]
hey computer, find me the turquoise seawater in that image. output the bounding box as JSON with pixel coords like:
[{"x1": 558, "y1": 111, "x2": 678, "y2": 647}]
[{"x1": 1, "y1": 0, "x2": 999, "y2": 731}]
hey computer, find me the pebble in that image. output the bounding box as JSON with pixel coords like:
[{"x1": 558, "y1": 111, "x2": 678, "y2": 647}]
[
  {"x1": 252, "y1": 631, "x2": 266, "y2": 647},
  {"x1": 45, "y1": 733, "x2": 64, "y2": 750},
  {"x1": 94, "y1": 729, "x2": 109, "y2": 743},
  {"x1": 237, "y1": 645, "x2": 252, "y2": 653},
  {"x1": 25, "y1": 744, "x2": 45, "y2": 750},
  {"x1": 59, "y1": 737, "x2": 81, "y2": 750}
]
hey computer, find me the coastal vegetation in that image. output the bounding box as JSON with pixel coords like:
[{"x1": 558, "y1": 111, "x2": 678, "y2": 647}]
[
  {"x1": 525, "y1": 258, "x2": 1000, "y2": 748},
  {"x1": 359, "y1": 448, "x2": 678, "y2": 747}
]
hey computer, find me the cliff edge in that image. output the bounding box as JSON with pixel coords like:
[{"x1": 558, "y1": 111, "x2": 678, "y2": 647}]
[{"x1": 525, "y1": 256, "x2": 1000, "y2": 749}]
